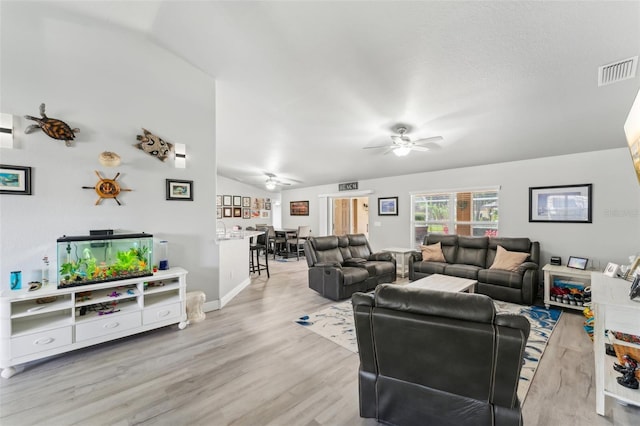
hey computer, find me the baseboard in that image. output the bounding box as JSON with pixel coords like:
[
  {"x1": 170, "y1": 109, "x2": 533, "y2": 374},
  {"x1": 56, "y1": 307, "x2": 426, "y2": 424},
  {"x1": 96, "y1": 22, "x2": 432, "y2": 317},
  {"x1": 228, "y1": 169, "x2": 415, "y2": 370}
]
[
  {"x1": 220, "y1": 277, "x2": 252, "y2": 309},
  {"x1": 203, "y1": 300, "x2": 220, "y2": 312}
]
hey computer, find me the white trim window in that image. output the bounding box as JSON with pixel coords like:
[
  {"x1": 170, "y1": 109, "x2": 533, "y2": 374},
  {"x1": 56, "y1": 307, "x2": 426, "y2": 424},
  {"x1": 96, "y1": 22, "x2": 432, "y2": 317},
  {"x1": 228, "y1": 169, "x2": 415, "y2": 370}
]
[{"x1": 411, "y1": 188, "x2": 499, "y2": 247}]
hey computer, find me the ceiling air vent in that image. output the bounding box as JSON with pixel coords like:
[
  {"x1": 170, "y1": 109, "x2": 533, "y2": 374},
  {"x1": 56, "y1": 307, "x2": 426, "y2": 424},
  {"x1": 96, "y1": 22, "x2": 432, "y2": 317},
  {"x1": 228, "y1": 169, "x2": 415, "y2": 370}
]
[{"x1": 598, "y1": 56, "x2": 638, "y2": 87}]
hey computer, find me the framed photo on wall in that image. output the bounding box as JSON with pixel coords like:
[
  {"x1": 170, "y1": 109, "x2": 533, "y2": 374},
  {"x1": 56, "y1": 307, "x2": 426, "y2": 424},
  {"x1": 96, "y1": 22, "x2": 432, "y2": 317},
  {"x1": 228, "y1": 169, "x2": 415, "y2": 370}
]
[
  {"x1": 529, "y1": 184, "x2": 592, "y2": 223},
  {"x1": 378, "y1": 196, "x2": 398, "y2": 216},
  {"x1": 290, "y1": 200, "x2": 309, "y2": 216},
  {"x1": 217, "y1": 208, "x2": 222, "y2": 219},
  {"x1": 233, "y1": 207, "x2": 242, "y2": 217},
  {"x1": 233, "y1": 195, "x2": 242, "y2": 206},
  {"x1": 223, "y1": 207, "x2": 232, "y2": 217},
  {"x1": 242, "y1": 208, "x2": 251, "y2": 219},
  {"x1": 0, "y1": 165, "x2": 32, "y2": 195},
  {"x1": 223, "y1": 195, "x2": 232, "y2": 206},
  {"x1": 216, "y1": 195, "x2": 222, "y2": 206},
  {"x1": 166, "y1": 179, "x2": 193, "y2": 201},
  {"x1": 242, "y1": 196, "x2": 251, "y2": 207}
]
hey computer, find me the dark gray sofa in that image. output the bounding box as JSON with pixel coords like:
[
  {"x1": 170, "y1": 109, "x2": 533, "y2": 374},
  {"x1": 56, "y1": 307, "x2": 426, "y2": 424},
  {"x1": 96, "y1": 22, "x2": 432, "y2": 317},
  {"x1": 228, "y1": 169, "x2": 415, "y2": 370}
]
[
  {"x1": 353, "y1": 284, "x2": 530, "y2": 425},
  {"x1": 304, "y1": 234, "x2": 396, "y2": 300},
  {"x1": 409, "y1": 234, "x2": 540, "y2": 305}
]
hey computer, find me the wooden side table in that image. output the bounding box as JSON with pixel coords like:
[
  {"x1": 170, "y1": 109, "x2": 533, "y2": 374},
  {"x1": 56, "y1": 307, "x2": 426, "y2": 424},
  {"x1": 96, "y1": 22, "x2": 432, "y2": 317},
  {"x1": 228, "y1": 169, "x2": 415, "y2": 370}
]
[{"x1": 382, "y1": 247, "x2": 416, "y2": 278}]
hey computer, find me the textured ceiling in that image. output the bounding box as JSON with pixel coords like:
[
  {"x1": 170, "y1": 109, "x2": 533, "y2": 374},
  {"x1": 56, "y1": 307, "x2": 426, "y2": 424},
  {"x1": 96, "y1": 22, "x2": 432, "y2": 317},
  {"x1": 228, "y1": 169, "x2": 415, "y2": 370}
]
[{"x1": 55, "y1": 1, "x2": 640, "y2": 191}]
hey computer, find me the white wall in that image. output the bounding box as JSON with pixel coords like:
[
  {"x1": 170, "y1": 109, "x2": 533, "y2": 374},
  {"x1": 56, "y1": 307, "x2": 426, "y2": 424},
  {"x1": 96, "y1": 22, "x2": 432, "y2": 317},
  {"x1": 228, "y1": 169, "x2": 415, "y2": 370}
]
[
  {"x1": 0, "y1": 3, "x2": 219, "y2": 301},
  {"x1": 281, "y1": 148, "x2": 640, "y2": 268}
]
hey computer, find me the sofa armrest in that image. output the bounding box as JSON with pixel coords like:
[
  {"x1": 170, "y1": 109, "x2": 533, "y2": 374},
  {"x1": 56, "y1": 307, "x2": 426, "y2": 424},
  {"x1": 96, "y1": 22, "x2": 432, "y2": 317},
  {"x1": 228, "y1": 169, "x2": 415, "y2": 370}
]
[
  {"x1": 344, "y1": 258, "x2": 368, "y2": 267},
  {"x1": 368, "y1": 252, "x2": 393, "y2": 262},
  {"x1": 315, "y1": 262, "x2": 342, "y2": 269},
  {"x1": 409, "y1": 251, "x2": 422, "y2": 262},
  {"x1": 517, "y1": 261, "x2": 539, "y2": 274}
]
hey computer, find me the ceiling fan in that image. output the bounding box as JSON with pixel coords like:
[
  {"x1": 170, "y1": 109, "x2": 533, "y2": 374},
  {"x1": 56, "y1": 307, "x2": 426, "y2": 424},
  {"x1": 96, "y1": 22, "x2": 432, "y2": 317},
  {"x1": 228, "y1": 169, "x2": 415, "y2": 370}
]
[
  {"x1": 264, "y1": 172, "x2": 292, "y2": 190},
  {"x1": 364, "y1": 126, "x2": 444, "y2": 157}
]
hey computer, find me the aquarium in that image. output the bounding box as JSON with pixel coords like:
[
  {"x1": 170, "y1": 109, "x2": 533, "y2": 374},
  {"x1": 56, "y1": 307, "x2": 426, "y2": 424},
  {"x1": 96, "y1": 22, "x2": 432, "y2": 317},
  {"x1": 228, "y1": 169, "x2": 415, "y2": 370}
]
[{"x1": 57, "y1": 233, "x2": 153, "y2": 288}]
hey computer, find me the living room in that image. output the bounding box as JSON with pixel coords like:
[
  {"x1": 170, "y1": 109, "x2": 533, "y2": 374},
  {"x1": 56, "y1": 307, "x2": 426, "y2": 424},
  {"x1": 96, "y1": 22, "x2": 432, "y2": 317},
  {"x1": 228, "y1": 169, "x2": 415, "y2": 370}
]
[{"x1": 1, "y1": 1, "x2": 639, "y2": 425}]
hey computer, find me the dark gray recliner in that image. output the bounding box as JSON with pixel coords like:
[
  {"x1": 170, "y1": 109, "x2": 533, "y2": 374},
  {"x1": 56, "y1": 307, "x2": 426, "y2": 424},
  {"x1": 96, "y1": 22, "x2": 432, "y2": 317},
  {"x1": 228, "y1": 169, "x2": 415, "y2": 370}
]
[
  {"x1": 304, "y1": 234, "x2": 396, "y2": 300},
  {"x1": 353, "y1": 284, "x2": 530, "y2": 426}
]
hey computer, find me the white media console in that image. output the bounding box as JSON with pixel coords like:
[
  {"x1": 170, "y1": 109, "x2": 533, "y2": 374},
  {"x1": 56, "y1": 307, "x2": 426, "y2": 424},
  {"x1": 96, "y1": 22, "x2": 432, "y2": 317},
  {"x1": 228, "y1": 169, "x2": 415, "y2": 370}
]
[{"x1": 0, "y1": 267, "x2": 187, "y2": 378}]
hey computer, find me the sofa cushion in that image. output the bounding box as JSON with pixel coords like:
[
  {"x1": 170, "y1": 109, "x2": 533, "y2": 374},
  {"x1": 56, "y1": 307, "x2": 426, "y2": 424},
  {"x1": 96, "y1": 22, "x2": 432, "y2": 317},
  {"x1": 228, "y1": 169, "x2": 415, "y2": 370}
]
[
  {"x1": 359, "y1": 260, "x2": 396, "y2": 277},
  {"x1": 478, "y1": 269, "x2": 524, "y2": 289},
  {"x1": 487, "y1": 237, "x2": 532, "y2": 266},
  {"x1": 425, "y1": 234, "x2": 458, "y2": 263},
  {"x1": 455, "y1": 236, "x2": 488, "y2": 268},
  {"x1": 310, "y1": 236, "x2": 345, "y2": 265},
  {"x1": 490, "y1": 245, "x2": 529, "y2": 272},
  {"x1": 337, "y1": 235, "x2": 352, "y2": 260},
  {"x1": 419, "y1": 242, "x2": 446, "y2": 262},
  {"x1": 443, "y1": 264, "x2": 482, "y2": 280},
  {"x1": 348, "y1": 234, "x2": 373, "y2": 259},
  {"x1": 342, "y1": 266, "x2": 371, "y2": 286},
  {"x1": 413, "y1": 261, "x2": 447, "y2": 275}
]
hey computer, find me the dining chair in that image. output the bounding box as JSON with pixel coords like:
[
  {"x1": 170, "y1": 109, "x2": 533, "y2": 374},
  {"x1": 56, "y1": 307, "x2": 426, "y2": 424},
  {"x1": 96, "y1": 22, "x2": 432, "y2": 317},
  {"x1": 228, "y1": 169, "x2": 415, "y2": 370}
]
[{"x1": 286, "y1": 225, "x2": 312, "y2": 260}]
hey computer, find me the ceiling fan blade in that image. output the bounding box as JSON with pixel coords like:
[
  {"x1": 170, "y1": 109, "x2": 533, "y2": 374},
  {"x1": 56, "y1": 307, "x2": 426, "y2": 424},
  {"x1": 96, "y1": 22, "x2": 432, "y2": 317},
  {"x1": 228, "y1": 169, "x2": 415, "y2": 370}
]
[
  {"x1": 363, "y1": 144, "x2": 395, "y2": 149},
  {"x1": 413, "y1": 136, "x2": 444, "y2": 144},
  {"x1": 410, "y1": 146, "x2": 430, "y2": 152}
]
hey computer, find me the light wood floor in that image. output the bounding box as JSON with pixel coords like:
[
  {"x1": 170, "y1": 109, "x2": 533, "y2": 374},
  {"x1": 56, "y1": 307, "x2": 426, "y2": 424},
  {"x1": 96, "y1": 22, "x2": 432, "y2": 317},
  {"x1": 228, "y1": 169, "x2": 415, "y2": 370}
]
[{"x1": 1, "y1": 259, "x2": 638, "y2": 425}]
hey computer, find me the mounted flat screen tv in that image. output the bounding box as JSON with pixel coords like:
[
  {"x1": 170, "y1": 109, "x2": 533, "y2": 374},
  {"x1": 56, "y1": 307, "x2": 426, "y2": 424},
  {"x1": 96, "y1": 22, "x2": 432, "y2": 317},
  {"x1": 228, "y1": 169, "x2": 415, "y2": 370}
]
[{"x1": 624, "y1": 88, "x2": 640, "y2": 185}]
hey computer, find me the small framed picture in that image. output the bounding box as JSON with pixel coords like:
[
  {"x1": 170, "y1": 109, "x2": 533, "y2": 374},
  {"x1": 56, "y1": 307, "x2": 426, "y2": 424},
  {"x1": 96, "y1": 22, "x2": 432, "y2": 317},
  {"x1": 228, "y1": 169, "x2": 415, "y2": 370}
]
[
  {"x1": 166, "y1": 179, "x2": 193, "y2": 201},
  {"x1": 290, "y1": 200, "x2": 309, "y2": 216},
  {"x1": 0, "y1": 165, "x2": 32, "y2": 195},
  {"x1": 233, "y1": 195, "x2": 242, "y2": 206},
  {"x1": 223, "y1": 195, "x2": 232, "y2": 206},
  {"x1": 223, "y1": 207, "x2": 232, "y2": 217},
  {"x1": 233, "y1": 207, "x2": 242, "y2": 217},
  {"x1": 216, "y1": 195, "x2": 222, "y2": 206},
  {"x1": 378, "y1": 196, "x2": 398, "y2": 216},
  {"x1": 242, "y1": 208, "x2": 250, "y2": 219},
  {"x1": 242, "y1": 196, "x2": 251, "y2": 207},
  {"x1": 604, "y1": 262, "x2": 620, "y2": 277},
  {"x1": 265, "y1": 202, "x2": 271, "y2": 210},
  {"x1": 217, "y1": 208, "x2": 222, "y2": 219},
  {"x1": 567, "y1": 256, "x2": 588, "y2": 270}
]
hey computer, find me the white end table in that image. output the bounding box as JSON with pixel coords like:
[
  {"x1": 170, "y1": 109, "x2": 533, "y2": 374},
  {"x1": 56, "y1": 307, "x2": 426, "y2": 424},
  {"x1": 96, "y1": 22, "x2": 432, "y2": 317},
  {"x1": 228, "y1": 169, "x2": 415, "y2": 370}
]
[{"x1": 381, "y1": 247, "x2": 417, "y2": 278}]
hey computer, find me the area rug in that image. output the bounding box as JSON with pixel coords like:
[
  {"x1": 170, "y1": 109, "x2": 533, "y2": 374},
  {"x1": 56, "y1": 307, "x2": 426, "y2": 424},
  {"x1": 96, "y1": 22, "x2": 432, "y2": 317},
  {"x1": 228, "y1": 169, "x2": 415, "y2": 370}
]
[{"x1": 295, "y1": 298, "x2": 561, "y2": 403}]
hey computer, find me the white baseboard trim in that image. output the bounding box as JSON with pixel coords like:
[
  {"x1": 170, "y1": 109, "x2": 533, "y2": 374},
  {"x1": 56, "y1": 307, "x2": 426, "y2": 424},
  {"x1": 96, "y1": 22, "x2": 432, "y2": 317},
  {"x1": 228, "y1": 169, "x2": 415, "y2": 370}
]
[{"x1": 202, "y1": 277, "x2": 252, "y2": 312}]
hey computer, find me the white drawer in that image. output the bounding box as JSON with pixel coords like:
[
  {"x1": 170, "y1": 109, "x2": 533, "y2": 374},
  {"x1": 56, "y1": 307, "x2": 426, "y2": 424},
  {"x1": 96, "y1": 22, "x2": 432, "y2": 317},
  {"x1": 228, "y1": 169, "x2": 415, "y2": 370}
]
[
  {"x1": 143, "y1": 302, "x2": 182, "y2": 325},
  {"x1": 12, "y1": 327, "x2": 72, "y2": 358},
  {"x1": 75, "y1": 312, "x2": 141, "y2": 342}
]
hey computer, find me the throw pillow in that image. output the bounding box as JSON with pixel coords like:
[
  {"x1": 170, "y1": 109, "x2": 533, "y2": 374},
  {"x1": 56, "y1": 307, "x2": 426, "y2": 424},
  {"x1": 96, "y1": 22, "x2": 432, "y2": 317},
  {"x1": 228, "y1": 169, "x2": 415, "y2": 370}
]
[
  {"x1": 420, "y1": 242, "x2": 446, "y2": 262},
  {"x1": 490, "y1": 245, "x2": 529, "y2": 272}
]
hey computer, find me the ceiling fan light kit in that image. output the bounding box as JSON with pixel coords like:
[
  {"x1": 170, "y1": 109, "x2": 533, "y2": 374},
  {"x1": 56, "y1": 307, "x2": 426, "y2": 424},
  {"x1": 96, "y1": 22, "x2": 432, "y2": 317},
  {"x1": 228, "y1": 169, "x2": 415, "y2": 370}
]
[
  {"x1": 364, "y1": 125, "x2": 444, "y2": 157},
  {"x1": 265, "y1": 179, "x2": 277, "y2": 190}
]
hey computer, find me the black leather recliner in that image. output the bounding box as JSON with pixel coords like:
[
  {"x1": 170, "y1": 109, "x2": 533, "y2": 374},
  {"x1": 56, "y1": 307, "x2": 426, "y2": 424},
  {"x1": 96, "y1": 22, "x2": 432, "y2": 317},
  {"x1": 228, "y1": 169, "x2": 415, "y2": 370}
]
[
  {"x1": 304, "y1": 234, "x2": 396, "y2": 300},
  {"x1": 353, "y1": 284, "x2": 530, "y2": 426}
]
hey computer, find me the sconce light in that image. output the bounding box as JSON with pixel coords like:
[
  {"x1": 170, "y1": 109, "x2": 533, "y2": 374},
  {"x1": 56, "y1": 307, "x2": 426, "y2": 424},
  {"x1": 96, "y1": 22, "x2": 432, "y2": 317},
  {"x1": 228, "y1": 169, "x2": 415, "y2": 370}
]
[
  {"x1": 175, "y1": 143, "x2": 186, "y2": 168},
  {"x1": 0, "y1": 113, "x2": 13, "y2": 149}
]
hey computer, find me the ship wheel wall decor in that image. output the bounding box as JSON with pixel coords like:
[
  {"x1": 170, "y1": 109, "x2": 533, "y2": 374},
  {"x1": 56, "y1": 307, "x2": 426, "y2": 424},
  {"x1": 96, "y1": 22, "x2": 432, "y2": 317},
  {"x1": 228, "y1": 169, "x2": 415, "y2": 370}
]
[{"x1": 82, "y1": 171, "x2": 132, "y2": 205}]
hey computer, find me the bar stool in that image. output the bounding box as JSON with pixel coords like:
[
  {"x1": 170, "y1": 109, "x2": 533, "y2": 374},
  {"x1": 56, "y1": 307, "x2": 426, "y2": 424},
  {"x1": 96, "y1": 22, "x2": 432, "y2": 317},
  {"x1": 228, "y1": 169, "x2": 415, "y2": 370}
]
[{"x1": 250, "y1": 229, "x2": 270, "y2": 278}]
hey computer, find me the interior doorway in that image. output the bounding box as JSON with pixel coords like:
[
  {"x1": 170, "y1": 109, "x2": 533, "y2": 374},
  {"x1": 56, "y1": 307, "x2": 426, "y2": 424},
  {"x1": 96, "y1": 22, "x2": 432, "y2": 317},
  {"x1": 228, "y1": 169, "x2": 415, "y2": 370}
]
[{"x1": 332, "y1": 196, "x2": 369, "y2": 237}]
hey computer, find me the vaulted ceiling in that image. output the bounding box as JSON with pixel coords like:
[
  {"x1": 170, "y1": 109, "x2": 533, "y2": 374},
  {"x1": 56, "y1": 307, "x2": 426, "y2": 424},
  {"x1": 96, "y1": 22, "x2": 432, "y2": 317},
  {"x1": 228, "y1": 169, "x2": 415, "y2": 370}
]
[{"x1": 54, "y1": 1, "x2": 640, "y2": 190}]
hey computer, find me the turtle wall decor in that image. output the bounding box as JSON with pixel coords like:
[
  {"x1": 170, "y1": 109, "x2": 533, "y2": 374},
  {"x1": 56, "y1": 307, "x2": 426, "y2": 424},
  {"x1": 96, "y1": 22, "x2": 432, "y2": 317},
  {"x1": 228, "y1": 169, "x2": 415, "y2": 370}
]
[
  {"x1": 135, "y1": 128, "x2": 174, "y2": 162},
  {"x1": 82, "y1": 171, "x2": 132, "y2": 206},
  {"x1": 24, "y1": 103, "x2": 79, "y2": 147}
]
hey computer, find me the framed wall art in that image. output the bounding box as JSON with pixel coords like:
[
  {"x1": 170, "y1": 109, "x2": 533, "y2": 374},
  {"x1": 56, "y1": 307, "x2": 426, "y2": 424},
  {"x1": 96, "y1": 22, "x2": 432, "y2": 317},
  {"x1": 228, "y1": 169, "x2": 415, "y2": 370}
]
[
  {"x1": 166, "y1": 179, "x2": 193, "y2": 201},
  {"x1": 217, "y1": 208, "x2": 222, "y2": 219},
  {"x1": 378, "y1": 196, "x2": 398, "y2": 216},
  {"x1": 233, "y1": 195, "x2": 241, "y2": 206},
  {"x1": 290, "y1": 200, "x2": 309, "y2": 216},
  {"x1": 242, "y1": 208, "x2": 251, "y2": 219},
  {"x1": 0, "y1": 165, "x2": 32, "y2": 195},
  {"x1": 242, "y1": 196, "x2": 251, "y2": 207},
  {"x1": 529, "y1": 184, "x2": 592, "y2": 223},
  {"x1": 233, "y1": 207, "x2": 242, "y2": 217},
  {"x1": 223, "y1": 207, "x2": 232, "y2": 217},
  {"x1": 216, "y1": 195, "x2": 222, "y2": 206},
  {"x1": 223, "y1": 195, "x2": 232, "y2": 206}
]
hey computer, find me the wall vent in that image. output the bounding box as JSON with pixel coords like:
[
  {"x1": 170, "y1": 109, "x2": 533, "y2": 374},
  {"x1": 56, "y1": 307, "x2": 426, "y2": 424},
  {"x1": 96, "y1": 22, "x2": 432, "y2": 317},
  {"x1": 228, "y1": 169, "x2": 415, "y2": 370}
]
[{"x1": 598, "y1": 56, "x2": 638, "y2": 87}]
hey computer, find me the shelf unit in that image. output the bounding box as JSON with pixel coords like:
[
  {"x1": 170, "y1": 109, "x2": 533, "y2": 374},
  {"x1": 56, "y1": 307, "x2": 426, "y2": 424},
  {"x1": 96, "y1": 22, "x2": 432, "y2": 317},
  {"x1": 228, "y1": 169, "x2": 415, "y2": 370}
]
[
  {"x1": 542, "y1": 264, "x2": 593, "y2": 311},
  {"x1": 0, "y1": 267, "x2": 188, "y2": 379},
  {"x1": 592, "y1": 272, "x2": 640, "y2": 415}
]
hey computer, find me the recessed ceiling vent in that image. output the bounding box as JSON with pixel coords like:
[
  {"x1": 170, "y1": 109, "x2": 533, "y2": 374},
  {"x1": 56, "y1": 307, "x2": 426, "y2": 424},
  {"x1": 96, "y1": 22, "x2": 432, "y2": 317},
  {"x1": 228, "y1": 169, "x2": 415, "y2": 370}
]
[{"x1": 598, "y1": 56, "x2": 638, "y2": 87}]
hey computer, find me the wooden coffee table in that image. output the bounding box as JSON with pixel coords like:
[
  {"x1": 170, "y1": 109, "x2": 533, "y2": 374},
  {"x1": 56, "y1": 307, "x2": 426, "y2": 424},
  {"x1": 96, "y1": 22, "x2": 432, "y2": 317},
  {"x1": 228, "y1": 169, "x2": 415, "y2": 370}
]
[{"x1": 407, "y1": 274, "x2": 477, "y2": 293}]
